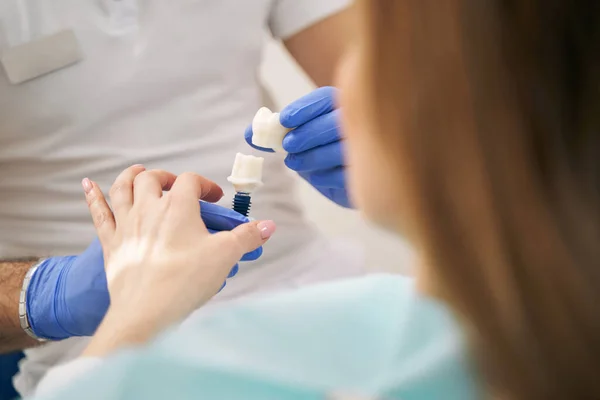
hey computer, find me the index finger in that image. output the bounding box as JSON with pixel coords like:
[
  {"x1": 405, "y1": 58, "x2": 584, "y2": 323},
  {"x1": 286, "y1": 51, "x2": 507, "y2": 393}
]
[
  {"x1": 109, "y1": 164, "x2": 146, "y2": 219},
  {"x1": 282, "y1": 109, "x2": 341, "y2": 153},
  {"x1": 83, "y1": 179, "x2": 115, "y2": 249},
  {"x1": 279, "y1": 86, "x2": 338, "y2": 128},
  {"x1": 133, "y1": 169, "x2": 178, "y2": 200}
]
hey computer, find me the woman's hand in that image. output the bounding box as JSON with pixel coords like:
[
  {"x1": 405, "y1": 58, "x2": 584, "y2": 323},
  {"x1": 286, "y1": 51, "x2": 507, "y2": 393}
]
[{"x1": 80, "y1": 165, "x2": 276, "y2": 355}]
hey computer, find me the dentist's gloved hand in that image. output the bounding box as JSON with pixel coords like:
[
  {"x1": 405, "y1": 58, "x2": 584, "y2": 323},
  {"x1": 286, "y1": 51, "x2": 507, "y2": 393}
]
[
  {"x1": 26, "y1": 202, "x2": 260, "y2": 340},
  {"x1": 245, "y1": 86, "x2": 351, "y2": 208}
]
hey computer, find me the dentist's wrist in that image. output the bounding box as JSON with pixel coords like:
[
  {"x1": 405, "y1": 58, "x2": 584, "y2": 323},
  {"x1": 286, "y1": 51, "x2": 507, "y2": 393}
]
[
  {"x1": 19, "y1": 260, "x2": 48, "y2": 342},
  {"x1": 27, "y1": 256, "x2": 78, "y2": 340}
]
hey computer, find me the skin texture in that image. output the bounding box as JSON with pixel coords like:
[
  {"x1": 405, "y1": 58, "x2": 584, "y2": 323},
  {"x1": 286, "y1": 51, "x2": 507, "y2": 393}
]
[
  {"x1": 0, "y1": 261, "x2": 38, "y2": 353},
  {"x1": 284, "y1": 8, "x2": 355, "y2": 86},
  {"x1": 82, "y1": 166, "x2": 276, "y2": 357},
  {"x1": 335, "y1": 49, "x2": 405, "y2": 233}
]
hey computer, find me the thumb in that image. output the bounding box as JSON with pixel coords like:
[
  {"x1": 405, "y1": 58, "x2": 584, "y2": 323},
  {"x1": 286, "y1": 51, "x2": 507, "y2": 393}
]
[{"x1": 229, "y1": 220, "x2": 276, "y2": 256}]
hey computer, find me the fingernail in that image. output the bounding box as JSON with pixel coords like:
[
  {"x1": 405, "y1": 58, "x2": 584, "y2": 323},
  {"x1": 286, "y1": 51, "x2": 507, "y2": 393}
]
[
  {"x1": 132, "y1": 164, "x2": 144, "y2": 168},
  {"x1": 257, "y1": 220, "x2": 276, "y2": 240},
  {"x1": 82, "y1": 178, "x2": 92, "y2": 194}
]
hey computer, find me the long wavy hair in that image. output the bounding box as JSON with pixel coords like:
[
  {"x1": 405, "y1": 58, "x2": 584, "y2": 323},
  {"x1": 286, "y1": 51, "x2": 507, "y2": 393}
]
[{"x1": 359, "y1": 0, "x2": 600, "y2": 398}]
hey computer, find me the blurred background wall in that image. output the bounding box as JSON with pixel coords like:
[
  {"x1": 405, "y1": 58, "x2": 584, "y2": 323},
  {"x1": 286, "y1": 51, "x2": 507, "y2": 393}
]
[{"x1": 260, "y1": 40, "x2": 414, "y2": 274}]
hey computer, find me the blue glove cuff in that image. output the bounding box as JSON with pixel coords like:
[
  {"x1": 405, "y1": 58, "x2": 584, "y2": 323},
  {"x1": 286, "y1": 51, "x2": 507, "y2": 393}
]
[{"x1": 27, "y1": 256, "x2": 78, "y2": 340}]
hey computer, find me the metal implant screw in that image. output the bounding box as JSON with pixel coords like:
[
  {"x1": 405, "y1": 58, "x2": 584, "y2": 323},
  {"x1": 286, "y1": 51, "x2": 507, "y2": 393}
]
[{"x1": 232, "y1": 192, "x2": 252, "y2": 217}]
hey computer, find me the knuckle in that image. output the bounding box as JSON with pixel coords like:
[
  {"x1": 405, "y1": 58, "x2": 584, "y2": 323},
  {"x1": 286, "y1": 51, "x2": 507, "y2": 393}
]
[
  {"x1": 236, "y1": 224, "x2": 260, "y2": 246},
  {"x1": 135, "y1": 170, "x2": 151, "y2": 181},
  {"x1": 109, "y1": 181, "x2": 131, "y2": 199},
  {"x1": 86, "y1": 190, "x2": 101, "y2": 206},
  {"x1": 220, "y1": 232, "x2": 244, "y2": 254},
  {"x1": 93, "y1": 209, "x2": 112, "y2": 228},
  {"x1": 154, "y1": 169, "x2": 170, "y2": 180},
  {"x1": 133, "y1": 171, "x2": 146, "y2": 186},
  {"x1": 179, "y1": 171, "x2": 199, "y2": 182},
  {"x1": 161, "y1": 192, "x2": 173, "y2": 208}
]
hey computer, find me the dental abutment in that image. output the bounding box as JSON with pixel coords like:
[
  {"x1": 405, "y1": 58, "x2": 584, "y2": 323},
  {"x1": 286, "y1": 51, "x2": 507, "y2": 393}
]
[{"x1": 227, "y1": 153, "x2": 264, "y2": 216}]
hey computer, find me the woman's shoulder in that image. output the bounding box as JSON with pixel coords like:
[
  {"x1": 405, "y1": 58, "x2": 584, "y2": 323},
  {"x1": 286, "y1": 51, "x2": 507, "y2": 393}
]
[
  {"x1": 174, "y1": 274, "x2": 479, "y2": 398},
  {"x1": 39, "y1": 275, "x2": 480, "y2": 400}
]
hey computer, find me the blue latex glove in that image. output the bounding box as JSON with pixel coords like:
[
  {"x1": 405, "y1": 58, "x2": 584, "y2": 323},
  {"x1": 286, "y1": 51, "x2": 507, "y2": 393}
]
[
  {"x1": 26, "y1": 202, "x2": 261, "y2": 340},
  {"x1": 245, "y1": 86, "x2": 351, "y2": 208}
]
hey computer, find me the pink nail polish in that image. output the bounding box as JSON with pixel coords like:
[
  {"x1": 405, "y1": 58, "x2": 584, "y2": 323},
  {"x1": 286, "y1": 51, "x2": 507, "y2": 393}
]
[
  {"x1": 82, "y1": 178, "x2": 92, "y2": 194},
  {"x1": 257, "y1": 220, "x2": 276, "y2": 240}
]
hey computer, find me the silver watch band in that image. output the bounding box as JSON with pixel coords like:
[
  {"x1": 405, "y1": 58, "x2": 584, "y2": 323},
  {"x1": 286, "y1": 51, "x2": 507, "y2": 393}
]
[{"x1": 19, "y1": 260, "x2": 48, "y2": 342}]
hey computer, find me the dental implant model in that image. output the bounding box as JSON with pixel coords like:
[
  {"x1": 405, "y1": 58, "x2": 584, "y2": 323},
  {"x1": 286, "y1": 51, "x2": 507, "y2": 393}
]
[
  {"x1": 227, "y1": 153, "x2": 264, "y2": 216},
  {"x1": 251, "y1": 107, "x2": 291, "y2": 152}
]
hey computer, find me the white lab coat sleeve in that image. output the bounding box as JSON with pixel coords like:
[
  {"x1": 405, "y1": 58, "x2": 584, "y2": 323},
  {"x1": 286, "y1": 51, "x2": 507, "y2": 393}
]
[
  {"x1": 32, "y1": 357, "x2": 103, "y2": 398},
  {"x1": 268, "y1": 0, "x2": 351, "y2": 40}
]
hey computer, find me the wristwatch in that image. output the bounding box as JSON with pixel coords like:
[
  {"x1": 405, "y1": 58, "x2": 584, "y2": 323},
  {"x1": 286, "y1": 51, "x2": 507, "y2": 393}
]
[{"x1": 19, "y1": 260, "x2": 48, "y2": 342}]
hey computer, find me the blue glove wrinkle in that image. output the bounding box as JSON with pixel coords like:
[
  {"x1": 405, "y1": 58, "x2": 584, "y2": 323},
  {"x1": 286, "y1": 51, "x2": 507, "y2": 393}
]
[
  {"x1": 228, "y1": 264, "x2": 239, "y2": 278},
  {"x1": 308, "y1": 185, "x2": 353, "y2": 209},
  {"x1": 284, "y1": 142, "x2": 343, "y2": 172},
  {"x1": 279, "y1": 86, "x2": 337, "y2": 128},
  {"x1": 282, "y1": 110, "x2": 341, "y2": 153},
  {"x1": 300, "y1": 167, "x2": 346, "y2": 189},
  {"x1": 202, "y1": 202, "x2": 262, "y2": 260},
  {"x1": 279, "y1": 87, "x2": 351, "y2": 208},
  {"x1": 200, "y1": 201, "x2": 249, "y2": 231},
  {"x1": 298, "y1": 169, "x2": 351, "y2": 208},
  {"x1": 59, "y1": 240, "x2": 108, "y2": 337},
  {"x1": 240, "y1": 246, "x2": 262, "y2": 261},
  {"x1": 325, "y1": 188, "x2": 352, "y2": 208},
  {"x1": 53, "y1": 264, "x2": 79, "y2": 337},
  {"x1": 244, "y1": 124, "x2": 275, "y2": 153},
  {"x1": 27, "y1": 258, "x2": 75, "y2": 340}
]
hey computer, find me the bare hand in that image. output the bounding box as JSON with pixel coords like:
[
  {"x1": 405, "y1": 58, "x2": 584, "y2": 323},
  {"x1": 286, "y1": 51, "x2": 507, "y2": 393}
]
[{"x1": 81, "y1": 165, "x2": 275, "y2": 350}]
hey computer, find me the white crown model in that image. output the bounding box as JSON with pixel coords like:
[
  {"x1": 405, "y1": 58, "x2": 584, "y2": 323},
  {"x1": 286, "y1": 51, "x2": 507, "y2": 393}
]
[
  {"x1": 227, "y1": 153, "x2": 264, "y2": 193},
  {"x1": 251, "y1": 107, "x2": 291, "y2": 152}
]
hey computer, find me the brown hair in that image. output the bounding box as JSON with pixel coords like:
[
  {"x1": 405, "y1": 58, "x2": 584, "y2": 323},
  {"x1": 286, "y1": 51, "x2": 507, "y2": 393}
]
[{"x1": 359, "y1": 0, "x2": 600, "y2": 398}]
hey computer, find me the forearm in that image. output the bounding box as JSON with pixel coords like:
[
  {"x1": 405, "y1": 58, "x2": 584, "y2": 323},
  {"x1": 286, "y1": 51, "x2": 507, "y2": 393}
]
[
  {"x1": 83, "y1": 293, "x2": 201, "y2": 357},
  {"x1": 83, "y1": 308, "x2": 166, "y2": 357},
  {"x1": 284, "y1": 7, "x2": 356, "y2": 86},
  {"x1": 0, "y1": 259, "x2": 38, "y2": 353}
]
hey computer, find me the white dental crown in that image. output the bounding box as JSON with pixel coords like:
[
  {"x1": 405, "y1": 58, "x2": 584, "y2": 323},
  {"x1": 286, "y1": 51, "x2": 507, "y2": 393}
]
[
  {"x1": 227, "y1": 153, "x2": 264, "y2": 193},
  {"x1": 251, "y1": 107, "x2": 291, "y2": 152}
]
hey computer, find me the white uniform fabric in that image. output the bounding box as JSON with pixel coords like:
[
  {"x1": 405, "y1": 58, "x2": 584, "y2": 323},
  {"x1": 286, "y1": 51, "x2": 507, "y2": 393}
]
[{"x1": 0, "y1": 0, "x2": 361, "y2": 396}]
